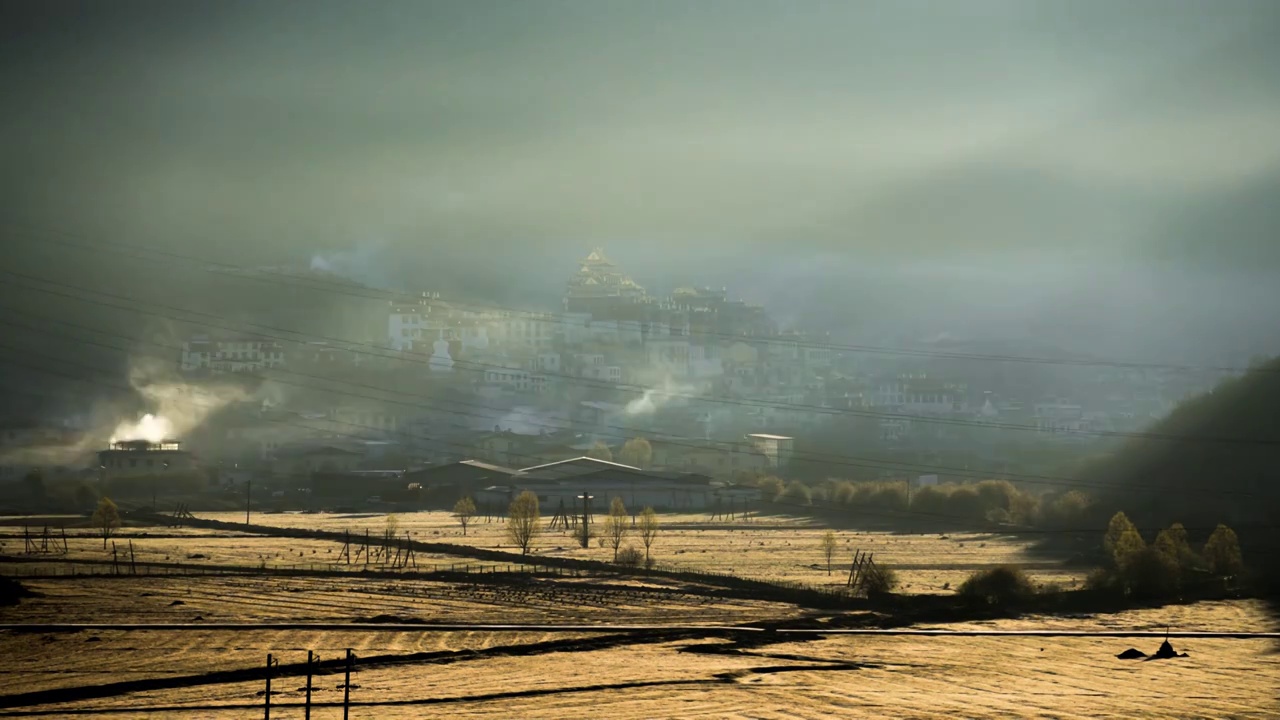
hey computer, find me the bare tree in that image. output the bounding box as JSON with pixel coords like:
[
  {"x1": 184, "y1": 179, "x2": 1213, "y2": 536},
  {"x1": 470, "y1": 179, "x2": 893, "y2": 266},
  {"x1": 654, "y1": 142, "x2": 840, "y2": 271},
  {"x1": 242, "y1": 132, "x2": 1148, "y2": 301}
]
[
  {"x1": 92, "y1": 497, "x2": 120, "y2": 550},
  {"x1": 603, "y1": 497, "x2": 629, "y2": 562},
  {"x1": 385, "y1": 513, "x2": 400, "y2": 540},
  {"x1": 638, "y1": 506, "x2": 659, "y2": 565},
  {"x1": 618, "y1": 438, "x2": 653, "y2": 469},
  {"x1": 587, "y1": 441, "x2": 613, "y2": 462},
  {"x1": 506, "y1": 491, "x2": 540, "y2": 555},
  {"x1": 453, "y1": 496, "x2": 477, "y2": 536},
  {"x1": 820, "y1": 530, "x2": 837, "y2": 575}
]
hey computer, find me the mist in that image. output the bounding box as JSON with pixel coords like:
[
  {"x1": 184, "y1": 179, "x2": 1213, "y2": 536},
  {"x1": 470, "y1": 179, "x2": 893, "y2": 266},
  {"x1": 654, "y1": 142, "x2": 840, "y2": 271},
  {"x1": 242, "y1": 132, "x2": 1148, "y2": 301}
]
[{"x1": 3, "y1": 0, "x2": 1278, "y2": 374}]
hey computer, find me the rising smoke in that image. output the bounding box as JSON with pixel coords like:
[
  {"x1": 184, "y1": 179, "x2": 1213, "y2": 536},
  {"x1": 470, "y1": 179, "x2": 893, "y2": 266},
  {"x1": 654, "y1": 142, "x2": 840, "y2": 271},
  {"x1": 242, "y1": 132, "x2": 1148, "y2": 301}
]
[
  {"x1": 107, "y1": 356, "x2": 255, "y2": 444},
  {"x1": 625, "y1": 378, "x2": 701, "y2": 416}
]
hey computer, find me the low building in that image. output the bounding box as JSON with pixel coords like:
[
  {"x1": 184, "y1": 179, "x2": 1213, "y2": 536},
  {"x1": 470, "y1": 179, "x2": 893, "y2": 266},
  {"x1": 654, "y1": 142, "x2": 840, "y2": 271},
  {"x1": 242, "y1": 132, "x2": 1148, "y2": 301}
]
[
  {"x1": 97, "y1": 439, "x2": 196, "y2": 480},
  {"x1": 270, "y1": 445, "x2": 362, "y2": 477},
  {"x1": 403, "y1": 459, "x2": 519, "y2": 507},
  {"x1": 746, "y1": 433, "x2": 794, "y2": 469},
  {"x1": 181, "y1": 336, "x2": 285, "y2": 374},
  {"x1": 475, "y1": 456, "x2": 718, "y2": 512}
]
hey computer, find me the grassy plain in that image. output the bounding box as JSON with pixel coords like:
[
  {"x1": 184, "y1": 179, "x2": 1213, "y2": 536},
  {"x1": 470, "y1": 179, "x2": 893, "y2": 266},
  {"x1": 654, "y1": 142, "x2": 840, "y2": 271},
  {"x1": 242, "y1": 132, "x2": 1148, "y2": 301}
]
[{"x1": 1, "y1": 510, "x2": 1275, "y2": 718}]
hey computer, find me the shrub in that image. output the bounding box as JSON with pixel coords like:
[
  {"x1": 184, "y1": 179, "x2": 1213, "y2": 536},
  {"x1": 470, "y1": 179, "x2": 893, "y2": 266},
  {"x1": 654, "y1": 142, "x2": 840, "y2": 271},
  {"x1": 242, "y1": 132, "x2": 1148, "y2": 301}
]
[
  {"x1": 908, "y1": 484, "x2": 952, "y2": 518},
  {"x1": 957, "y1": 566, "x2": 1036, "y2": 604},
  {"x1": 985, "y1": 507, "x2": 1012, "y2": 524},
  {"x1": 615, "y1": 545, "x2": 644, "y2": 568},
  {"x1": 862, "y1": 565, "x2": 899, "y2": 597},
  {"x1": 757, "y1": 476, "x2": 785, "y2": 502},
  {"x1": 850, "y1": 480, "x2": 909, "y2": 513},
  {"x1": 1119, "y1": 547, "x2": 1181, "y2": 599},
  {"x1": 1039, "y1": 490, "x2": 1092, "y2": 529},
  {"x1": 1084, "y1": 567, "x2": 1122, "y2": 595},
  {"x1": 832, "y1": 481, "x2": 857, "y2": 506},
  {"x1": 908, "y1": 481, "x2": 1034, "y2": 524},
  {"x1": 779, "y1": 480, "x2": 812, "y2": 505}
]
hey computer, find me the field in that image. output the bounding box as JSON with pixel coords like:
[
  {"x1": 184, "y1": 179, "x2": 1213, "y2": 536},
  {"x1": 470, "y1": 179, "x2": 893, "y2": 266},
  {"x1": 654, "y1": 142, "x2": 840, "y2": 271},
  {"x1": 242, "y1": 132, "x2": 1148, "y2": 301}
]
[
  {"x1": 198, "y1": 509, "x2": 1092, "y2": 592},
  {"x1": 1, "y1": 509, "x2": 1276, "y2": 718}
]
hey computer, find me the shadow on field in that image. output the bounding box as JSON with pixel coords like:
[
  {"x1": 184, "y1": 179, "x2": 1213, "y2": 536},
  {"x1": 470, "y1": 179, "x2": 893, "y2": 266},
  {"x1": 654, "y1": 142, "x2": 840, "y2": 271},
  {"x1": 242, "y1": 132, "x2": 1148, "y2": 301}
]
[
  {"x1": 0, "y1": 630, "x2": 705, "y2": 711},
  {"x1": 0, "y1": 630, "x2": 883, "y2": 717}
]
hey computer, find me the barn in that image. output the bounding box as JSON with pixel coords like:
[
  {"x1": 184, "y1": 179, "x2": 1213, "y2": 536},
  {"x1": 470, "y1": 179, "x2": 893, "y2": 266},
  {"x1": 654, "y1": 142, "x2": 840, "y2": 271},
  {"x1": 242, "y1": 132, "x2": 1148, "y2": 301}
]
[{"x1": 474, "y1": 456, "x2": 721, "y2": 514}]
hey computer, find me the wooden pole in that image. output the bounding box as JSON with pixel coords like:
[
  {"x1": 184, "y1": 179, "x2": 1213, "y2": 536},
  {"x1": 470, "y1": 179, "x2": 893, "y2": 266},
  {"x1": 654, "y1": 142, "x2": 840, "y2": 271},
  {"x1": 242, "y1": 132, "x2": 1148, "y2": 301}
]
[
  {"x1": 61, "y1": 526, "x2": 68, "y2": 554},
  {"x1": 129, "y1": 540, "x2": 137, "y2": 575},
  {"x1": 343, "y1": 648, "x2": 353, "y2": 720},
  {"x1": 264, "y1": 653, "x2": 274, "y2": 720},
  {"x1": 305, "y1": 650, "x2": 314, "y2": 720},
  {"x1": 245, "y1": 479, "x2": 251, "y2": 525}
]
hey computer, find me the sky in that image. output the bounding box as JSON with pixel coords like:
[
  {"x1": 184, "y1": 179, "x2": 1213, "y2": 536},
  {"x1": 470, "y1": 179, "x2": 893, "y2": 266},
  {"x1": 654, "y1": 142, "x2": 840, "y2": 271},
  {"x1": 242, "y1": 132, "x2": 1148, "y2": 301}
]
[{"x1": 2, "y1": 0, "x2": 1279, "y2": 360}]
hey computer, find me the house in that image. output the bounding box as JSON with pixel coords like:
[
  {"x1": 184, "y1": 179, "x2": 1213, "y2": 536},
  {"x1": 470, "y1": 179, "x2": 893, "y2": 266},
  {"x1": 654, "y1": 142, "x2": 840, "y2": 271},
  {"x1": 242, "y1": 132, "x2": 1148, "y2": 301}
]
[
  {"x1": 746, "y1": 434, "x2": 794, "y2": 470},
  {"x1": 180, "y1": 335, "x2": 285, "y2": 374},
  {"x1": 403, "y1": 459, "x2": 519, "y2": 507},
  {"x1": 475, "y1": 456, "x2": 718, "y2": 512},
  {"x1": 270, "y1": 445, "x2": 362, "y2": 477},
  {"x1": 310, "y1": 470, "x2": 414, "y2": 502},
  {"x1": 649, "y1": 439, "x2": 769, "y2": 479},
  {"x1": 96, "y1": 439, "x2": 197, "y2": 481}
]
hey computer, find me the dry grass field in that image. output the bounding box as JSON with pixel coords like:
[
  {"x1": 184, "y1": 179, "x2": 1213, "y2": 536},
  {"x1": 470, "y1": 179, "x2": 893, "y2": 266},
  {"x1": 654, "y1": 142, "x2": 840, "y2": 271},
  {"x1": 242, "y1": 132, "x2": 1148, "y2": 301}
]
[
  {"x1": 194, "y1": 509, "x2": 1090, "y2": 592},
  {"x1": 0, "y1": 603, "x2": 1274, "y2": 719},
  {"x1": 2, "y1": 510, "x2": 1276, "y2": 718}
]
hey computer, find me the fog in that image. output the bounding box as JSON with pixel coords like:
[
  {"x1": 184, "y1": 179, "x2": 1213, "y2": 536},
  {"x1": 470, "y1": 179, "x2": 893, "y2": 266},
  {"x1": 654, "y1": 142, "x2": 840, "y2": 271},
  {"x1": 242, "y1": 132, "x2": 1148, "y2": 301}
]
[{"x1": 2, "y1": 0, "x2": 1279, "y2": 386}]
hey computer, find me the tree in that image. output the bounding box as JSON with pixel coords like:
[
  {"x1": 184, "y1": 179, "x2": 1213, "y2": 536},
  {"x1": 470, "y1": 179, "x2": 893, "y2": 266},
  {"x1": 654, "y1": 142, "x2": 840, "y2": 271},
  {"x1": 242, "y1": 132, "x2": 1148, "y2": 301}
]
[
  {"x1": 385, "y1": 513, "x2": 399, "y2": 539},
  {"x1": 506, "y1": 491, "x2": 540, "y2": 555},
  {"x1": 603, "y1": 497, "x2": 629, "y2": 562},
  {"x1": 1203, "y1": 523, "x2": 1244, "y2": 576},
  {"x1": 92, "y1": 497, "x2": 120, "y2": 550},
  {"x1": 453, "y1": 496, "x2": 477, "y2": 536},
  {"x1": 1120, "y1": 547, "x2": 1181, "y2": 599},
  {"x1": 1103, "y1": 511, "x2": 1145, "y2": 568},
  {"x1": 619, "y1": 438, "x2": 653, "y2": 469},
  {"x1": 820, "y1": 530, "x2": 838, "y2": 576},
  {"x1": 587, "y1": 441, "x2": 613, "y2": 462},
  {"x1": 1153, "y1": 522, "x2": 1198, "y2": 570},
  {"x1": 638, "y1": 506, "x2": 659, "y2": 565}
]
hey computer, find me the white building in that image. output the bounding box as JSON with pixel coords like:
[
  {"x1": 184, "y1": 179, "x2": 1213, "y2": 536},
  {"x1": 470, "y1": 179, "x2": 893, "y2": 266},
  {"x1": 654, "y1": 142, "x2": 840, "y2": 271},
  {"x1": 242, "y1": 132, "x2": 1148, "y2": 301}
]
[
  {"x1": 181, "y1": 336, "x2": 285, "y2": 374},
  {"x1": 483, "y1": 366, "x2": 549, "y2": 393}
]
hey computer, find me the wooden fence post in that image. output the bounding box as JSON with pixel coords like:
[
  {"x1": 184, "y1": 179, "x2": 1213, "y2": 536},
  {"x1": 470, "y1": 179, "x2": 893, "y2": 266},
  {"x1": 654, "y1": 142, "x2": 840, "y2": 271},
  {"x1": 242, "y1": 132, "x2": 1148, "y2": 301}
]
[
  {"x1": 305, "y1": 650, "x2": 315, "y2": 720},
  {"x1": 264, "y1": 653, "x2": 275, "y2": 720},
  {"x1": 343, "y1": 648, "x2": 354, "y2": 720}
]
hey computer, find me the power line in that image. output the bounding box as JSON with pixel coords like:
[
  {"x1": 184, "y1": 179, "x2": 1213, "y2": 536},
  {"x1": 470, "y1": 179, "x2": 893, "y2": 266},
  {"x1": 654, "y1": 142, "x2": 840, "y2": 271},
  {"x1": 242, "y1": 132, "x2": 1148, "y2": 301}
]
[
  {"x1": 0, "y1": 314, "x2": 1269, "y2": 502},
  {"x1": 5, "y1": 268, "x2": 1275, "y2": 447},
  {"x1": 5, "y1": 225, "x2": 1266, "y2": 375}
]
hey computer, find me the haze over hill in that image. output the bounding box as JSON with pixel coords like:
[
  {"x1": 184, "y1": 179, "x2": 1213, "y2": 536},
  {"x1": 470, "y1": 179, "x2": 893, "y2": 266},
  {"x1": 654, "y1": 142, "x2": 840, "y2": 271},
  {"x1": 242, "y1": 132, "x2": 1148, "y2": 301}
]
[{"x1": 2, "y1": 0, "x2": 1279, "y2": 371}]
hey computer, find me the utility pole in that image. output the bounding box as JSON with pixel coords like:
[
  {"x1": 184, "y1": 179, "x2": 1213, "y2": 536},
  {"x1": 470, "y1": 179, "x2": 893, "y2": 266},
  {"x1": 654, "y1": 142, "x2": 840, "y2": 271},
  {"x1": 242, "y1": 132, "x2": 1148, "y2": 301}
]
[
  {"x1": 342, "y1": 648, "x2": 354, "y2": 720},
  {"x1": 305, "y1": 650, "x2": 316, "y2": 720},
  {"x1": 264, "y1": 653, "x2": 277, "y2": 720},
  {"x1": 245, "y1": 478, "x2": 251, "y2": 525},
  {"x1": 577, "y1": 491, "x2": 594, "y2": 548}
]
